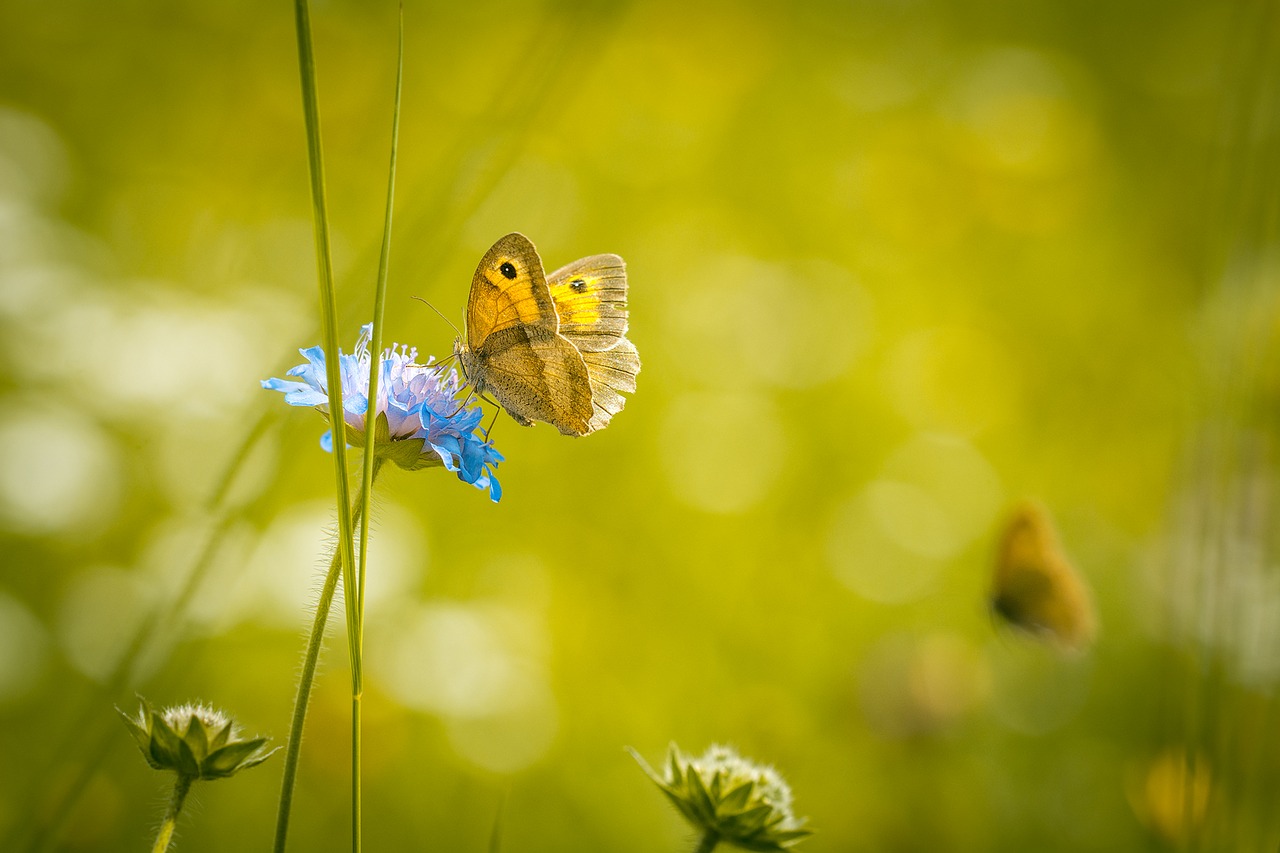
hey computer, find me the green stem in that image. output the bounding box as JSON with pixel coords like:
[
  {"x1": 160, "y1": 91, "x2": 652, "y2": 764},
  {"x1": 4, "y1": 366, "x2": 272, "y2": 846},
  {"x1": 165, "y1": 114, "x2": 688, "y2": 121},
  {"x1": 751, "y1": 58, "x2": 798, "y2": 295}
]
[
  {"x1": 350, "y1": 9, "x2": 403, "y2": 852},
  {"x1": 351, "y1": 692, "x2": 361, "y2": 853},
  {"x1": 693, "y1": 831, "x2": 719, "y2": 853},
  {"x1": 293, "y1": 0, "x2": 359, "y2": 692},
  {"x1": 273, "y1": 462, "x2": 381, "y2": 853},
  {"x1": 151, "y1": 775, "x2": 193, "y2": 853}
]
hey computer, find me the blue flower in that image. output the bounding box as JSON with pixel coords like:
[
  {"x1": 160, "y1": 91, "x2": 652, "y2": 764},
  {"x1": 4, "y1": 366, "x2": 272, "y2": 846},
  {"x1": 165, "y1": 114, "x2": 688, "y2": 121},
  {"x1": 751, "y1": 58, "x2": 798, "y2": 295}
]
[{"x1": 263, "y1": 324, "x2": 502, "y2": 501}]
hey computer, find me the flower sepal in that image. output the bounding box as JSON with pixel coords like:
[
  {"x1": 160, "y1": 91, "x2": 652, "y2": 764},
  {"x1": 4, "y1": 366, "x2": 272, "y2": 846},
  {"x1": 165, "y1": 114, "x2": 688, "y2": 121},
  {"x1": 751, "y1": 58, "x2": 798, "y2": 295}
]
[
  {"x1": 119, "y1": 696, "x2": 277, "y2": 781},
  {"x1": 335, "y1": 413, "x2": 438, "y2": 472},
  {"x1": 631, "y1": 743, "x2": 812, "y2": 851},
  {"x1": 377, "y1": 434, "x2": 433, "y2": 470}
]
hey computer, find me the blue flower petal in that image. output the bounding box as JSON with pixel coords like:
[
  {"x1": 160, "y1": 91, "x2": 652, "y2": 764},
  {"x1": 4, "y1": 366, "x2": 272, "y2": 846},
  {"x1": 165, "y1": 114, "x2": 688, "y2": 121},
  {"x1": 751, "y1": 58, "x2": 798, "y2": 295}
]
[{"x1": 260, "y1": 378, "x2": 328, "y2": 408}]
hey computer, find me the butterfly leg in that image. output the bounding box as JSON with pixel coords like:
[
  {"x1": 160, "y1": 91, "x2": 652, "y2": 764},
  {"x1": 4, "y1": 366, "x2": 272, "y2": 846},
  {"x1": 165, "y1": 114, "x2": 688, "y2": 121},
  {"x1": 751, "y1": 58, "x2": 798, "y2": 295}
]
[
  {"x1": 444, "y1": 388, "x2": 477, "y2": 419},
  {"x1": 428, "y1": 355, "x2": 458, "y2": 376},
  {"x1": 481, "y1": 404, "x2": 501, "y2": 440}
]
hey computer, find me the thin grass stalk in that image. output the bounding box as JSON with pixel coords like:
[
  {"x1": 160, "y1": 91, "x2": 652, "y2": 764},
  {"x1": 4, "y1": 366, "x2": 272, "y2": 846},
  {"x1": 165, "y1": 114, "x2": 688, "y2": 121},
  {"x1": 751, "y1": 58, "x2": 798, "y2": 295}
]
[
  {"x1": 273, "y1": 460, "x2": 383, "y2": 853},
  {"x1": 488, "y1": 790, "x2": 507, "y2": 853},
  {"x1": 350, "y1": 7, "x2": 404, "y2": 852},
  {"x1": 292, "y1": 0, "x2": 359, "y2": 682}
]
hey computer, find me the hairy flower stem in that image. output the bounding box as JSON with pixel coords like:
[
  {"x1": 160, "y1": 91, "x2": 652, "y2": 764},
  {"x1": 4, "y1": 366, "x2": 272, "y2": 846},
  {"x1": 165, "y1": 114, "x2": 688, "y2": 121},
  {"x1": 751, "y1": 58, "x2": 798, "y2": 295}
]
[
  {"x1": 152, "y1": 774, "x2": 193, "y2": 853},
  {"x1": 351, "y1": 692, "x2": 362, "y2": 853},
  {"x1": 273, "y1": 462, "x2": 381, "y2": 853},
  {"x1": 694, "y1": 832, "x2": 720, "y2": 853}
]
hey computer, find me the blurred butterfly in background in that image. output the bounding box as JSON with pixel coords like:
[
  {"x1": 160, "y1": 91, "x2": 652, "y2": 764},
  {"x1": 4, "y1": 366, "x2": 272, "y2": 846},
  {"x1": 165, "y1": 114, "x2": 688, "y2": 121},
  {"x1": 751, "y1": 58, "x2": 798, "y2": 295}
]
[
  {"x1": 454, "y1": 232, "x2": 640, "y2": 436},
  {"x1": 990, "y1": 500, "x2": 1097, "y2": 653}
]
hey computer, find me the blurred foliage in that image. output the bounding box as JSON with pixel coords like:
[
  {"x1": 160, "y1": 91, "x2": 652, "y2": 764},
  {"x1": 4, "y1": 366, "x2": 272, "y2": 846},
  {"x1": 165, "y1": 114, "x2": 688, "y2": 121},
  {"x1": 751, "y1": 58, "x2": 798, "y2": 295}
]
[{"x1": 2, "y1": 0, "x2": 1280, "y2": 850}]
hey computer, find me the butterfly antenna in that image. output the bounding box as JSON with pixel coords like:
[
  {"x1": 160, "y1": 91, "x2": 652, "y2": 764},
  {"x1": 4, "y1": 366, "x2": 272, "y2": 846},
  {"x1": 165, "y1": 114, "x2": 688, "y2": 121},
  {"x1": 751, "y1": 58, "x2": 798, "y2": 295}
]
[{"x1": 411, "y1": 295, "x2": 463, "y2": 339}]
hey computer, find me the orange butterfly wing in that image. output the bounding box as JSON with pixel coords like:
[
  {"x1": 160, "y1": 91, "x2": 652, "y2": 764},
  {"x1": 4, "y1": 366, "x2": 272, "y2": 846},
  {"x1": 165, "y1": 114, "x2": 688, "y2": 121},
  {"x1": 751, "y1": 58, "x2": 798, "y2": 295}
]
[{"x1": 466, "y1": 232, "x2": 559, "y2": 347}]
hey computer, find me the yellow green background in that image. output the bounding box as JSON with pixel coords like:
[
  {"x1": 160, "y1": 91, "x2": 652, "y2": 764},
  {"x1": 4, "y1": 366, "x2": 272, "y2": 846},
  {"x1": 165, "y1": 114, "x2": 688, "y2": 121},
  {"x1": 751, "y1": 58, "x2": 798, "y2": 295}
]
[{"x1": 1, "y1": 0, "x2": 1277, "y2": 850}]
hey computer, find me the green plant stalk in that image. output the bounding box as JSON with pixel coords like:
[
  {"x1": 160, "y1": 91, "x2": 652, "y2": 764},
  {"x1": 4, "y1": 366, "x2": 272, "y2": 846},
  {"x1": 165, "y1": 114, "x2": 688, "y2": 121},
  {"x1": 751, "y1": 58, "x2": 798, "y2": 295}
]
[
  {"x1": 151, "y1": 774, "x2": 193, "y2": 853},
  {"x1": 350, "y1": 693, "x2": 361, "y2": 853},
  {"x1": 693, "y1": 831, "x2": 719, "y2": 853},
  {"x1": 488, "y1": 788, "x2": 507, "y2": 853},
  {"x1": 350, "y1": 8, "x2": 403, "y2": 853},
  {"x1": 293, "y1": 0, "x2": 359, "y2": 682},
  {"x1": 293, "y1": 1, "x2": 361, "y2": 845},
  {"x1": 273, "y1": 461, "x2": 382, "y2": 853}
]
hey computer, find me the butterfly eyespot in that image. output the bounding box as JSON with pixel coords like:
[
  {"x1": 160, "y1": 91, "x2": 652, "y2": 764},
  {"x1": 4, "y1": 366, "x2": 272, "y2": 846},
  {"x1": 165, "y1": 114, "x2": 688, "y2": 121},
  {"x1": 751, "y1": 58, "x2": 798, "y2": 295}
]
[
  {"x1": 570, "y1": 278, "x2": 587, "y2": 292},
  {"x1": 499, "y1": 261, "x2": 518, "y2": 280}
]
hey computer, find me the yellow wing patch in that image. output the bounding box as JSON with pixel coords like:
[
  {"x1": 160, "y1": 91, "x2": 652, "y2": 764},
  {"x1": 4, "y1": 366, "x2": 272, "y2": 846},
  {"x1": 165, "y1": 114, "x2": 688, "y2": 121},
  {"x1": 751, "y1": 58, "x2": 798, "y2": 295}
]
[{"x1": 547, "y1": 254, "x2": 628, "y2": 353}]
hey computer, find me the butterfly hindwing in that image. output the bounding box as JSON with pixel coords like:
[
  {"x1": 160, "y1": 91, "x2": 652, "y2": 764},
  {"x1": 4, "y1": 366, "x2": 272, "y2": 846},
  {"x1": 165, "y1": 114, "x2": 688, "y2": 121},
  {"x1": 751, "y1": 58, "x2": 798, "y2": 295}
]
[
  {"x1": 546, "y1": 252, "x2": 639, "y2": 431},
  {"x1": 581, "y1": 337, "x2": 640, "y2": 432},
  {"x1": 547, "y1": 254, "x2": 628, "y2": 353},
  {"x1": 477, "y1": 324, "x2": 594, "y2": 436}
]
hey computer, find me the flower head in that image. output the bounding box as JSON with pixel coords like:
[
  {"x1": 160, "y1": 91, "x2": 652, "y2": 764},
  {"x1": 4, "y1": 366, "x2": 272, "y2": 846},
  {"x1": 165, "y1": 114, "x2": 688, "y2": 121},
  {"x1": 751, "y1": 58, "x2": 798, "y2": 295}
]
[
  {"x1": 631, "y1": 743, "x2": 811, "y2": 851},
  {"x1": 262, "y1": 324, "x2": 502, "y2": 500},
  {"x1": 120, "y1": 697, "x2": 277, "y2": 781}
]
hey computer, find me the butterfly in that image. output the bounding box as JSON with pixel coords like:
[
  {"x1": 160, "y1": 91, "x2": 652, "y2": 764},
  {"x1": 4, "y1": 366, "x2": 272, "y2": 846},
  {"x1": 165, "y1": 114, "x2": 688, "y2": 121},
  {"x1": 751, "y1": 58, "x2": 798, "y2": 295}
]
[
  {"x1": 990, "y1": 500, "x2": 1097, "y2": 652},
  {"x1": 454, "y1": 232, "x2": 640, "y2": 436}
]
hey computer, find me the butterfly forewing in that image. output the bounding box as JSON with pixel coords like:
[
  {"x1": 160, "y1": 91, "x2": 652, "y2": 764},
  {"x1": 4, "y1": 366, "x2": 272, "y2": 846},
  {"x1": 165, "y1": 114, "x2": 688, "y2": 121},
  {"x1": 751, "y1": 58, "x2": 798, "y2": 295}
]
[{"x1": 466, "y1": 233, "x2": 559, "y2": 349}]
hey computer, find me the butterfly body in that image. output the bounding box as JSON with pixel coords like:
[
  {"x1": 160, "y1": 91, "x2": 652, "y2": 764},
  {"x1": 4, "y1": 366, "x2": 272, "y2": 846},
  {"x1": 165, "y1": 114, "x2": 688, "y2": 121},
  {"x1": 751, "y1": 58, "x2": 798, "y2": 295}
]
[{"x1": 455, "y1": 232, "x2": 639, "y2": 437}]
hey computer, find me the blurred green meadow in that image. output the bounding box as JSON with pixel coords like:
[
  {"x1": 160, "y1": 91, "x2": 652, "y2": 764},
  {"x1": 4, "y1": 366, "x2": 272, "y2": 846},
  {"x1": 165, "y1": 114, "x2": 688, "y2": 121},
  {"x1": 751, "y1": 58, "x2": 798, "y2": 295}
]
[{"x1": 2, "y1": 0, "x2": 1279, "y2": 850}]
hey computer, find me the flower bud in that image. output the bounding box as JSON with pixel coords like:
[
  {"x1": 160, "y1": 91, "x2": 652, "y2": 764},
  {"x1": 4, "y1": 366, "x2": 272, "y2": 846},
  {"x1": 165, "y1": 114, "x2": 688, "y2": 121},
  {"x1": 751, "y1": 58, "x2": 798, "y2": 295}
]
[
  {"x1": 119, "y1": 697, "x2": 277, "y2": 781},
  {"x1": 631, "y1": 743, "x2": 811, "y2": 850}
]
